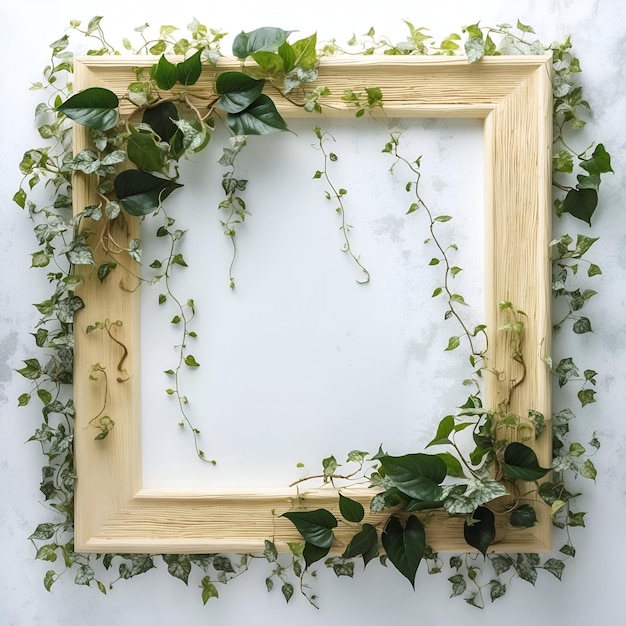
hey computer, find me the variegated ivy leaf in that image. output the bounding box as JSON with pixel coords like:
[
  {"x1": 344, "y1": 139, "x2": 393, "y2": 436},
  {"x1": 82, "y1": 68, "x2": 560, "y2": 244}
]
[
  {"x1": 64, "y1": 150, "x2": 100, "y2": 174},
  {"x1": 442, "y1": 478, "x2": 507, "y2": 515},
  {"x1": 128, "y1": 239, "x2": 142, "y2": 263},
  {"x1": 284, "y1": 67, "x2": 319, "y2": 94},
  {"x1": 105, "y1": 201, "x2": 121, "y2": 219},
  {"x1": 101, "y1": 150, "x2": 126, "y2": 166},
  {"x1": 172, "y1": 118, "x2": 209, "y2": 153}
]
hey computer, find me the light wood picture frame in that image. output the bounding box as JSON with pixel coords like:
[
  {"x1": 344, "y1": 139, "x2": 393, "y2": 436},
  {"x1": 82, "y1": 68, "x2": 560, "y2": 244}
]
[{"x1": 72, "y1": 54, "x2": 553, "y2": 554}]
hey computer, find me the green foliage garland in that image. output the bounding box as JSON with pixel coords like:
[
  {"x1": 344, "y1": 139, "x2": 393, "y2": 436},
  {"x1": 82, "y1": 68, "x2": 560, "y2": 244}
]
[{"x1": 16, "y1": 16, "x2": 607, "y2": 608}]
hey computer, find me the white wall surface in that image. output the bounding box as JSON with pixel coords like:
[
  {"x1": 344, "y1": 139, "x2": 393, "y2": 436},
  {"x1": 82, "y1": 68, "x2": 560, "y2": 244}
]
[{"x1": 1, "y1": 0, "x2": 625, "y2": 624}]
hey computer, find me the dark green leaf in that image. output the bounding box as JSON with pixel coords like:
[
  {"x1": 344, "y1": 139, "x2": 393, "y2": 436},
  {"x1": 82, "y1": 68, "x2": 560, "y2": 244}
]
[
  {"x1": 464, "y1": 506, "x2": 495, "y2": 556},
  {"x1": 503, "y1": 442, "x2": 550, "y2": 481},
  {"x1": 379, "y1": 453, "x2": 446, "y2": 501},
  {"x1": 381, "y1": 515, "x2": 426, "y2": 588},
  {"x1": 232, "y1": 27, "x2": 293, "y2": 59},
  {"x1": 225, "y1": 94, "x2": 288, "y2": 135},
  {"x1": 114, "y1": 170, "x2": 183, "y2": 216},
  {"x1": 127, "y1": 133, "x2": 163, "y2": 172},
  {"x1": 216, "y1": 72, "x2": 266, "y2": 114},
  {"x1": 151, "y1": 55, "x2": 177, "y2": 90},
  {"x1": 176, "y1": 50, "x2": 203, "y2": 86},
  {"x1": 281, "y1": 508, "x2": 337, "y2": 548},
  {"x1": 303, "y1": 542, "x2": 330, "y2": 567},
  {"x1": 339, "y1": 493, "x2": 364, "y2": 523},
  {"x1": 342, "y1": 523, "x2": 378, "y2": 566},
  {"x1": 573, "y1": 317, "x2": 592, "y2": 334},
  {"x1": 562, "y1": 188, "x2": 597, "y2": 225},
  {"x1": 509, "y1": 504, "x2": 537, "y2": 528},
  {"x1": 57, "y1": 87, "x2": 119, "y2": 130},
  {"x1": 580, "y1": 143, "x2": 613, "y2": 175},
  {"x1": 143, "y1": 101, "x2": 181, "y2": 147},
  {"x1": 427, "y1": 415, "x2": 454, "y2": 447}
]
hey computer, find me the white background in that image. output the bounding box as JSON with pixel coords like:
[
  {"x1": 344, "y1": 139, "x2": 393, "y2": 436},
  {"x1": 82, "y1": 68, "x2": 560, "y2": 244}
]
[{"x1": 1, "y1": 0, "x2": 625, "y2": 624}]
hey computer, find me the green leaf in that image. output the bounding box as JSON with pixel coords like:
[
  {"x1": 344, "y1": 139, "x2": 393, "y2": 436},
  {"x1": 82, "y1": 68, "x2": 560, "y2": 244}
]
[
  {"x1": 151, "y1": 55, "x2": 177, "y2": 90},
  {"x1": 427, "y1": 415, "x2": 454, "y2": 447},
  {"x1": 216, "y1": 72, "x2": 266, "y2": 114},
  {"x1": 509, "y1": 504, "x2": 537, "y2": 528},
  {"x1": 381, "y1": 515, "x2": 426, "y2": 588},
  {"x1": 251, "y1": 51, "x2": 285, "y2": 73},
  {"x1": 291, "y1": 33, "x2": 318, "y2": 69},
  {"x1": 57, "y1": 87, "x2": 119, "y2": 130},
  {"x1": 580, "y1": 143, "x2": 613, "y2": 176},
  {"x1": 176, "y1": 49, "x2": 203, "y2": 86},
  {"x1": 200, "y1": 577, "x2": 218, "y2": 604},
  {"x1": 281, "y1": 582, "x2": 294, "y2": 603},
  {"x1": 436, "y1": 452, "x2": 465, "y2": 478},
  {"x1": 573, "y1": 317, "x2": 592, "y2": 334},
  {"x1": 379, "y1": 453, "x2": 446, "y2": 502},
  {"x1": 580, "y1": 459, "x2": 597, "y2": 481},
  {"x1": 127, "y1": 133, "x2": 163, "y2": 172},
  {"x1": 445, "y1": 336, "x2": 461, "y2": 351},
  {"x1": 184, "y1": 354, "x2": 200, "y2": 367},
  {"x1": 543, "y1": 558, "x2": 565, "y2": 580},
  {"x1": 562, "y1": 188, "x2": 597, "y2": 225},
  {"x1": 163, "y1": 554, "x2": 191, "y2": 584},
  {"x1": 226, "y1": 94, "x2": 288, "y2": 135},
  {"x1": 232, "y1": 27, "x2": 293, "y2": 59},
  {"x1": 503, "y1": 442, "x2": 550, "y2": 481},
  {"x1": 339, "y1": 494, "x2": 364, "y2": 523},
  {"x1": 281, "y1": 509, "x2": 337, "y2": 548},
  {"x1": 464, "y1": 506, "x2": 495, "y2": 556},
  {"x1": 490, "y1": 580, "x2": 507, "y2": 602},
  {"x1": 143, "y1": 101, "x2": 182, "y2": 153},
  {"x1": 17, "y1": 358, "x2": 42, "y2": 380},
  {"x1": 342, "y1": 523, "x2": 378, "y2": 566},
  {"x1": 577, "y1": 388, "x2": 596, "y2": 407},
  {"x1": 303, "y1": 542, "x2": 330, "y2": 567},
  {"x1": 114, "y1": 170, "x2": 183, "y2": 216}
]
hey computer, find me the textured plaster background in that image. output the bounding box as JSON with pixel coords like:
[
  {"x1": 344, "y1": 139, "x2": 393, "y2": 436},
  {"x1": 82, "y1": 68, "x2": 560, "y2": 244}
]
[{"x1": 1, "y1": 0, "x2": 625, "y2": 624}]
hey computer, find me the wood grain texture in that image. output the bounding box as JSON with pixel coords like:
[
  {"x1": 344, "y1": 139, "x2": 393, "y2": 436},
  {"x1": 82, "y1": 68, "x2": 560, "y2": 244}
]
[{"x1": 72, "y1": 54, "x2": 552, "y2": 553}]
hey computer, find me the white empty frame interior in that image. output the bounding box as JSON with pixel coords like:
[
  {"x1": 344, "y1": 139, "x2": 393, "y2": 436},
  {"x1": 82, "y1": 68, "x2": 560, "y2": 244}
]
[{"x1": 72, "y1": 54, "x2": 553, "y2": 553}]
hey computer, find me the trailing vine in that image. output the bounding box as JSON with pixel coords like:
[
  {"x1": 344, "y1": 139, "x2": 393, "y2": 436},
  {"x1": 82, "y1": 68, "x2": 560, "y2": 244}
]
[{"x1": 15, "y1": 16, "x2": 608, "y2": 609}]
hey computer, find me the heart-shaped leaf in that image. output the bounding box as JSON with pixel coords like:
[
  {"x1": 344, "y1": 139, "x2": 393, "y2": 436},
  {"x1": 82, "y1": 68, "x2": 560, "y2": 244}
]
[
  {"x1": 509, "y1": 504, "x2": 537, "y2": 528},
  {"x1": 215, "y1": 72, "x2": 266, "y2": 114},
  {"x1": 338, "y1": 494, "x2": 364, "y2": 523},
  {"x1": 127, "y1": 133, "x2": 163, "y2": 172},
  {"x1": 176, "y1": 49, "x2": 203, "y2": 86},
  {"x1": 151, "y1": 55, "x2": 177, "y2": 90},
  {"x1": 342, "y1": 523, "x2": 378, "y2": 566},
  {"x1": 232, "y1": 27, "x2": 293, "y2": 59},
  {"x1": 56, "y1": 87, "x2": 119, "y2": 130},
  {"x1": 225, "y1": 95, "x2": 288, "y2": 135},
  {"x1": 114, "y1": 170, "x2": 183, "y2": 216},
  {"x1": 503, "y1": 442, "x2": 550, "y2": 481},
  {"x1": 562, "y1": 187, "x2": 597, "y2": 225},
  {"x1": 379, "y1": 453, "x2": 446, "y2": 502},
  {"x1": 464, "y1": 506, "x2": 495, "y2": 556},
  {"x1": 281, "y1": 508, "x2": 337, "y2": 548},
  {"x1": 303, "y1": 542, "x2": 330, "y2": 568},
  {"x1": 381, "y1": 515, "x2": 425, "y2": 588}
]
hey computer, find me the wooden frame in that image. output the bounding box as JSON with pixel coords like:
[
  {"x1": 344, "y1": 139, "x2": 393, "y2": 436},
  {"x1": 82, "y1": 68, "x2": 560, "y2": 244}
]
[{"x1": 73, "y1": 54, "x2": 552, "y2": 553}]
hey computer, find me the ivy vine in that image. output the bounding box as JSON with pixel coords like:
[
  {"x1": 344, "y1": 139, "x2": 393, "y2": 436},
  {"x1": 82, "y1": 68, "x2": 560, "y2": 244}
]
[{"x1": 15, "y1": 16, "x2": 608, "y2": 609}]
